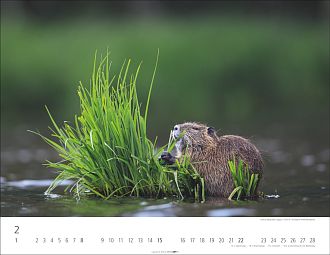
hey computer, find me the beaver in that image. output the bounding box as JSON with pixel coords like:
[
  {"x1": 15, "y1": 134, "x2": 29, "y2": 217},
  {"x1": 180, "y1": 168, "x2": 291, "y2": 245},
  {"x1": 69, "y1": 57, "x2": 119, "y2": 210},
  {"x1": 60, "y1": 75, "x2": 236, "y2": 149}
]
[{"x1": 160, "y1": 122, "x2": 263, "y2": 197}]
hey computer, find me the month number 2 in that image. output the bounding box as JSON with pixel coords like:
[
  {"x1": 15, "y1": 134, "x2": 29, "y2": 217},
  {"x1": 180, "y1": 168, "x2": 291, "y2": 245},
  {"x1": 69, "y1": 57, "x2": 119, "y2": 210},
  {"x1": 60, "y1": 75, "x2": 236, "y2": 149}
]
[{"x1": 14, "y1": 226, "x2": 19, "y2": 243}]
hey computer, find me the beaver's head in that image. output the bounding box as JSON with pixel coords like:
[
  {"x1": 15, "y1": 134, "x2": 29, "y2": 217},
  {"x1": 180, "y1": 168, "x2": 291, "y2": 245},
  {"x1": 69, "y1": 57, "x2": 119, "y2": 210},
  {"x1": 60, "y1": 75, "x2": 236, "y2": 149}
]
[{"x1": 172, "y1": 122, "x2": 218, "y2": 158}]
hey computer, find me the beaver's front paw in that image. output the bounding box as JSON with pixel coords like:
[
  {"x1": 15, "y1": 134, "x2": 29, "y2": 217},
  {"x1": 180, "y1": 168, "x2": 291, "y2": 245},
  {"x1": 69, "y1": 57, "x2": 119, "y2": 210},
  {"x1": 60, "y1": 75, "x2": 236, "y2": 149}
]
[{"x1": 159, "y1": 151, "x2": 176, "y2": 165}]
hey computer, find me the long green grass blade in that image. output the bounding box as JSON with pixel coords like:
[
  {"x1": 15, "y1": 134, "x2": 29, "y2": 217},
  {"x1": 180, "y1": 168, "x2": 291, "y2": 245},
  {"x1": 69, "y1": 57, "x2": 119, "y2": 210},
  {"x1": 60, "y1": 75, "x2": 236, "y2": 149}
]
[{"x1": 228, "y1": 159, "x2": 261, "y2": 200}]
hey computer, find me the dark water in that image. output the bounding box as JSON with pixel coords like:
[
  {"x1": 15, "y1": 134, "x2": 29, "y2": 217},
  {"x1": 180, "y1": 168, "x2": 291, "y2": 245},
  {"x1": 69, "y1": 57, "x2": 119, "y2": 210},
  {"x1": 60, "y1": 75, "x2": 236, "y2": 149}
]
[{"x1": 1, "y1": 134, "x2": 329, "y2": 217}]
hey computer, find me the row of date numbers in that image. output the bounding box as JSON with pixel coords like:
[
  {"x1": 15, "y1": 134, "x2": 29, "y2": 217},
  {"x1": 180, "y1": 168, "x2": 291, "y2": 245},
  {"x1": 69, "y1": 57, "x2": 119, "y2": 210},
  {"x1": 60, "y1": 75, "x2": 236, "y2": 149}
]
[{"x1": 14, "y1": 237, "x2": 316, "y2": 245}]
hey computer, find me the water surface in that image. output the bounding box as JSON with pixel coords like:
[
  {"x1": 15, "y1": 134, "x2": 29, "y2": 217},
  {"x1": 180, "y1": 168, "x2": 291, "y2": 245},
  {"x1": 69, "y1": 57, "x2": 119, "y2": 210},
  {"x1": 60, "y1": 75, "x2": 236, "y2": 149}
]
[{"x1": 1, "y1": 135, "x2": 329, "y2": 217}]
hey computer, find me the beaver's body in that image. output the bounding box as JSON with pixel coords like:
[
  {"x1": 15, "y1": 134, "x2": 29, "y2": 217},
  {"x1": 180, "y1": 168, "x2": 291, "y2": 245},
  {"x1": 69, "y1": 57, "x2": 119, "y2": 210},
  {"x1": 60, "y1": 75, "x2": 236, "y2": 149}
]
[{"x1": 161, "y1": 122, "x2": 263, "y2": 197}]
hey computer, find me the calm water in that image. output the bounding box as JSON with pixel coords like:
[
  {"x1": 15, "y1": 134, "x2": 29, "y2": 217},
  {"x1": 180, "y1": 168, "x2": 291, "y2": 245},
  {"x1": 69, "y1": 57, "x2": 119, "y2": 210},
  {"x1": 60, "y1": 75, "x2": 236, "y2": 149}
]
[{"x1": 1, "y1": 133, "x2": 329, "y2": 217}]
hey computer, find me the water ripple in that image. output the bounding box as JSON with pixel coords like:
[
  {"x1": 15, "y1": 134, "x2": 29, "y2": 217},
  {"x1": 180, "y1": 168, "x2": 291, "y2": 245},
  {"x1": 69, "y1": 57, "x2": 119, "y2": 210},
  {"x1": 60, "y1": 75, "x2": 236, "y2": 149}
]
[
  {"x1": 3, "y1": 179, "x2": 73, "y2": 188},
  {"x1": 207, "y1": 208, "x2": 256, "y2": 216}
]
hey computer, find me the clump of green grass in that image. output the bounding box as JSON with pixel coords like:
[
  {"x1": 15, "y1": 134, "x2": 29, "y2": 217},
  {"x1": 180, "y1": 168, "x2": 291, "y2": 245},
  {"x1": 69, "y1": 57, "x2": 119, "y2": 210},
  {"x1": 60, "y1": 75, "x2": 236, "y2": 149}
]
[
  {"x1": 30, "y1": 51, "x2": 205, "y2": 201},
  {"x1": 228, "y1": 159, "x2": 260, "y2": 201}
]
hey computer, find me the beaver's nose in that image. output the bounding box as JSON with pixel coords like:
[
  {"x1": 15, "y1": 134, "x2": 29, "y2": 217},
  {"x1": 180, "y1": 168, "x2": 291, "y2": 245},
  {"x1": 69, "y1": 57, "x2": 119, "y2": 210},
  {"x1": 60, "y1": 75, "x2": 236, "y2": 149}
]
[{"x1": 173, "y1": 125, "x2": 180, "y2": 138}]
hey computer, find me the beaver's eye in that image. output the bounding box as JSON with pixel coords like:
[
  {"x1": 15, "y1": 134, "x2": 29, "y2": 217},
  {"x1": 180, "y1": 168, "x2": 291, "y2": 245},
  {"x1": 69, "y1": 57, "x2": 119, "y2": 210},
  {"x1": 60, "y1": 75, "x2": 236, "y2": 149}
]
[{"x1": 174, "y1": 126, "x2": 178, "y2": 131}]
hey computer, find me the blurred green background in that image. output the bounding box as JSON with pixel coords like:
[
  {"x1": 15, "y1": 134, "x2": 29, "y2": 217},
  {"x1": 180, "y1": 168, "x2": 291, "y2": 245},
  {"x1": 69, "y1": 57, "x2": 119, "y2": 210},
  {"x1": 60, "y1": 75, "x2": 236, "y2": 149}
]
[{"x1": 1, "y1": 0, "x2": 329, "y2": 147}]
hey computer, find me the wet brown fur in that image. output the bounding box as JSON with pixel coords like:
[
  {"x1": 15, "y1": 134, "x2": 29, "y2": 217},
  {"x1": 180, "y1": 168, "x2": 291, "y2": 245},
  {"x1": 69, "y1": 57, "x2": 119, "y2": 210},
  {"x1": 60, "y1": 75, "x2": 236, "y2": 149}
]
[{"x1": 176, "y1": 122, "x2": 263, "y2": 197}]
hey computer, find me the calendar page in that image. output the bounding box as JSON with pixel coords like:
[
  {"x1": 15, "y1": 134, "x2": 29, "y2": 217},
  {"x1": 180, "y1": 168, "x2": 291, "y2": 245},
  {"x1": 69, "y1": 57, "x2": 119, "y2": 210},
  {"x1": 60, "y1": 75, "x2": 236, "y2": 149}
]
[{"x1": 1, "y1": 1, "x2": 329, "y2": 255}]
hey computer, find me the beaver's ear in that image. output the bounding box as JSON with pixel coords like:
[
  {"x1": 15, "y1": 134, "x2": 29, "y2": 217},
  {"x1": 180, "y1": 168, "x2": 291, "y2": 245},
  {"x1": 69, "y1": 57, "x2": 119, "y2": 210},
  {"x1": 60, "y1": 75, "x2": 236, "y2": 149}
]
[{"x1": 207, "y1": 127, "x2": 216, "y2": 136}]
